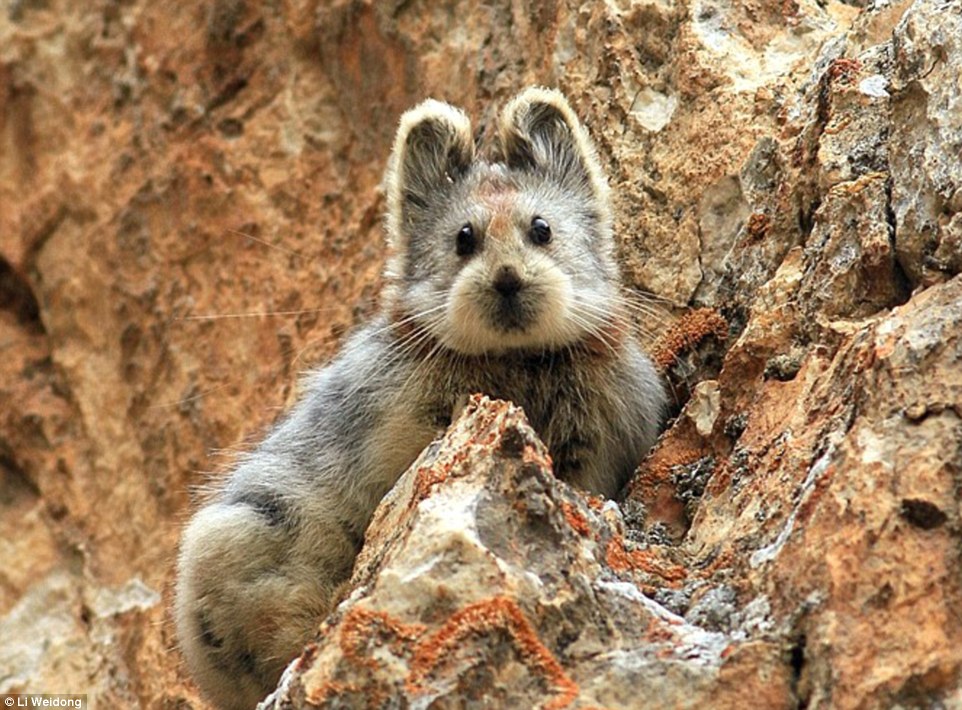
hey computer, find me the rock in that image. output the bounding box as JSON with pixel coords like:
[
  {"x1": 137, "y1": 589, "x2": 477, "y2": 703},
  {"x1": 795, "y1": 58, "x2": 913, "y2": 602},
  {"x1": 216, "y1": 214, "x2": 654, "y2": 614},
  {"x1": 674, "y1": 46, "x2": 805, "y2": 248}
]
[
  {"x1": 261, "y1": 396, "x2": 793, "y2": 710},
  {"x1": 1, "y1": 0, "x2": 960, "y2": 707},
  {"x1": 796, "y1": 173, "x2": 906, "y2": 327},
  {"x1": 694, "y1": 275, "x2": 962, "y2": 708},
  {"x1": 687, "y1": 379, "x2": 721, "y2": 437},
  {"x1": 889, "y1": 1, "x2": 962, "y2": 287}
]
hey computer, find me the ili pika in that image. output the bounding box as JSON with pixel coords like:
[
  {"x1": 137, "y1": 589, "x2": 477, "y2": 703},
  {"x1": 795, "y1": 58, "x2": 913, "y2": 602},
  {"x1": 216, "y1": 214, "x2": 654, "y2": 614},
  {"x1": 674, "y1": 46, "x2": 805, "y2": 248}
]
[{"x1": 175, "y1": 87, "x2": 666, "y2": 709}]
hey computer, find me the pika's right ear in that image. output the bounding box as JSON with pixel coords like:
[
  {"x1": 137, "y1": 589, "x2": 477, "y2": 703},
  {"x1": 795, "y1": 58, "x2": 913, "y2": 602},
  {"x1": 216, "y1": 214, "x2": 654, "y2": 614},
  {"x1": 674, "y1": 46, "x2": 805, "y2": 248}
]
[
  {"x1": 496, "y1": 87, "x2": 608, "y2": 208},
  {"x1": 385, "y1": 100, "x2": 474, "y2": 250}
]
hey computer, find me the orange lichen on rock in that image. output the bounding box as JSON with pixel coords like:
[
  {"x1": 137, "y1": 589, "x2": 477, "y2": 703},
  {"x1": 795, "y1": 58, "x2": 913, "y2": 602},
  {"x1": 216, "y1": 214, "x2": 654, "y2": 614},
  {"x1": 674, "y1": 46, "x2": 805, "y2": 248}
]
[
  {"x1": 827, "y1": 56, "x2": 862, "y2": 84},
  {"x1": 561, "y1": 502, "x2": 591, "y2": 537},
  {"x1": 605, "y1": 537, "x2": 688, "y2": 584},
  {"x1": 407, "y1": 596, "x2": 579, "y2": 709},
  {"x1": 413, "y1": 464, "x2": 450, "y2": 503},
  {"x1": 465, "y1": 392, "x2": 505, "y2": 431},
  {"x1": 650, "y1": 308, "x2": 728, "y2": 371},
  {"x1": 626, "y1": 441, "x2": 708, "y2": 539},
  {"x1": 412, "y1": 447, "x2": 473, "y2": 503},
  {"x1": 305, "y1": 680, "x2": 362, "y2": 706},
  {"x1": 746, "y1": 212, "x2": 771, "y2": 242},
  {"x1": 339, "y1": 607, "x2": 426, "y2": 671},
  {"x1": 644, "y1": 623, "x2": 680, "y2": 645},
  {"x1": 413, "y1": 397, "x2": 533, "y2": 503},
  {"x1": 522, "y1": 446, "x2": 554, "y2": 475},
  {"x1": 295, "y1": 642, "x2": 319, "y2": 670},
  {"x1": 630, "y1": 443, "x2": 705, "y2": 492}
]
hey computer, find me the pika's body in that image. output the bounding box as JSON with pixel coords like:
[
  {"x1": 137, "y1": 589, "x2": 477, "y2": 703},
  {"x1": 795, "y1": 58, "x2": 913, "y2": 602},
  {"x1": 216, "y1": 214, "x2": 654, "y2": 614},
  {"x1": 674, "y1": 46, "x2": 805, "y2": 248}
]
[{"x1": 175, "y1": 88, "x2": 666, "y2": 709}]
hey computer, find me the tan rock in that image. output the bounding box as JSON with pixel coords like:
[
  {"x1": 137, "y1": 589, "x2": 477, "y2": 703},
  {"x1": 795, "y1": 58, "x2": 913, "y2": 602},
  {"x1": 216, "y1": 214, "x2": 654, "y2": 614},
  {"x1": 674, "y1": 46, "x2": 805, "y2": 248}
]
[{"x1": 263, "y1": 396, "x2": 793, "y2": 710}]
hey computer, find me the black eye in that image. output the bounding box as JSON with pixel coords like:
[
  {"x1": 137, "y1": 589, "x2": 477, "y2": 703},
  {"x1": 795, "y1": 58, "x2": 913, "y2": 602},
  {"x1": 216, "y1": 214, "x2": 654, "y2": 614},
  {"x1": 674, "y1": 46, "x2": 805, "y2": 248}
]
[
  {"x1": 529, "y1": 216, "x2": 551, "y2": 245},
  {"x1": 456, "y1": 223, "x2": 476, "y2": 257}
]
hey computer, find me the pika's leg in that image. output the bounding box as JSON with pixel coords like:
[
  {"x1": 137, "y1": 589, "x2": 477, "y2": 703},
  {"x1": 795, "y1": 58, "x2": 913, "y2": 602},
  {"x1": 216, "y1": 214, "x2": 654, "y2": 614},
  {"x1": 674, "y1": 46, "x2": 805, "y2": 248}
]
[{"x1": 175, "y1": 501, "x2": 353, "y2": 709}]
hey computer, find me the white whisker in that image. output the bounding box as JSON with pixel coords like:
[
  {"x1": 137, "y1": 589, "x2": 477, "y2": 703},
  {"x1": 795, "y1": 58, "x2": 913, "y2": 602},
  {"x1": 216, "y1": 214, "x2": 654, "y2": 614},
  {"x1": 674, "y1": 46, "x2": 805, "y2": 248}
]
[
  {"x1": 225, "y1": 228, "x2": 305, "y2": 258},
  {"x1": 179, "y1": 307, "x2": 337, "y2": 322}
]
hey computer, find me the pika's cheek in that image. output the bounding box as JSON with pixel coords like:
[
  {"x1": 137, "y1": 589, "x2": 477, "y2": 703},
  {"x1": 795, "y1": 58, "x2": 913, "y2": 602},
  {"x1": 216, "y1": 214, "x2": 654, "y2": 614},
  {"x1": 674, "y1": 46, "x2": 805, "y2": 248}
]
[
  {"x1": 445, "y1": 267, "x2": 490, "y2": 337},
  {"x1": 530, "y1": 267, "x2": 571, "y2": 327},
  {"x1": 447, "y1": 268, "x2": 476, "y2": 302}
]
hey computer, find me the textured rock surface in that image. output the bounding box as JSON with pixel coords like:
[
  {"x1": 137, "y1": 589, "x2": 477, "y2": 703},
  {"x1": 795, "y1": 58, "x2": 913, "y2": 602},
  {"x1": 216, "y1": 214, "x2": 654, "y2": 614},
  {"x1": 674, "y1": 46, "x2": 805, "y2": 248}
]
[
  {"x1": 263, "y1": 395, "x2": 794, "y2": 710},
  {"x1": 1, "y1": 0, "x2": 960, "y2": 708}
]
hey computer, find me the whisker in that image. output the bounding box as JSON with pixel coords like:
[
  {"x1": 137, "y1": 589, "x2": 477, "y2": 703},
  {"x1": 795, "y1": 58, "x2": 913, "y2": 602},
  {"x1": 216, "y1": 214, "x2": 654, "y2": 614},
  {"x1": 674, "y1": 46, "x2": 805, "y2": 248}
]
[
  {"x1": 567, "y1": 305, "x2": 620, "y2": 357},
  {"x1": 286, "y1": 304, "x2": 445, "y2": 372},
  {"x1": 225, "y1": 228, "x2": 305, "y2": 258},
  {"x1": 148, "y1": 382, "x2": 234, "y2": 410},
  {"x1": 615, "y1": 292, "x2": 675, "y2": 325},
  {"x1": 397, "y1": 338, "x2": 448, "y2": 400},
  {"x1": 179, "y1": 307, "x2": 338, "y2": 322},
  {"x1": 573, "y1": 299, "x2": 658, "y2": 341},
  {"x1": 620, "y1": 286, "x2": 679, "y2": 307},
  {"x1": 363, "y1": 303, "x2": 448, "y2": 340},
  {"x1": 337, "y1": 312, "x2": 447, "y2": 401}
]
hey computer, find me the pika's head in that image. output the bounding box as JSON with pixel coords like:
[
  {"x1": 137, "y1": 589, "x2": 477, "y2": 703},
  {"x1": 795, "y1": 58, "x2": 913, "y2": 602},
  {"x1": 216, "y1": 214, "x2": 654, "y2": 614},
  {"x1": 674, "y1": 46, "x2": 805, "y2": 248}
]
[{"x1": 383, "y1": 87, "x2": 620, "y2": 356}]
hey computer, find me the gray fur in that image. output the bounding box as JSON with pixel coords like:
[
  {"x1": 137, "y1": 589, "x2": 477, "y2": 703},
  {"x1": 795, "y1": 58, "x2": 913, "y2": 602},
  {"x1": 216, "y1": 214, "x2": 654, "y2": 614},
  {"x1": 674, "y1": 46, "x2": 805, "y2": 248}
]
[{"x1": 175, "y1": 87, "x2": 666, "y2": 709}]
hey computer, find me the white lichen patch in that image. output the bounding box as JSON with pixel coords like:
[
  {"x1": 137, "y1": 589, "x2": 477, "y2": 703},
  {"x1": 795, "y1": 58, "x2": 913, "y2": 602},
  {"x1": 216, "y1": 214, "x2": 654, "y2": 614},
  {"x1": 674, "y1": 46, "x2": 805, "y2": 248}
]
[{"x1": 858, "y1": 74, "x2": 890, "y2": 98}]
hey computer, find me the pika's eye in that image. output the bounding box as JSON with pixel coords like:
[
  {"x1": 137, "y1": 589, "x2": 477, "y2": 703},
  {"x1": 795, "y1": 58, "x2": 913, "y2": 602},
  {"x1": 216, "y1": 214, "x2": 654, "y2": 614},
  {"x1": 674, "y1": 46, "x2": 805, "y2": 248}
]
[
  {"x1": 456, "y1": 223, "x2": 476, "y2": 257},
  {"x1": 529, "y1": 216, "x2": 552, "y2": 246}
]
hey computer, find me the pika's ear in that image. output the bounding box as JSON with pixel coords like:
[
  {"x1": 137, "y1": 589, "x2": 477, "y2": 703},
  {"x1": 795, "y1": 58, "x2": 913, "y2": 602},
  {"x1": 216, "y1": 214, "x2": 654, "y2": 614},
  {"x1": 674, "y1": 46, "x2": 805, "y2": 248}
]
[
  {"x1": 385, "y1": 99, "x2": 474, "y2": 249},
  {"x1": 497, "y1": 87, "x2": 608, "y2": 205}
]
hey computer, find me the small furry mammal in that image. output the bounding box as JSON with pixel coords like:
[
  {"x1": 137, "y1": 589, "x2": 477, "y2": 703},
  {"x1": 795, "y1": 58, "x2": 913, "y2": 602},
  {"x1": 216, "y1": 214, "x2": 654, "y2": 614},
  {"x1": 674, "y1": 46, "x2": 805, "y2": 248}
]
[{"x1": 175, "y1": 87, "x2": 666, "y2": 709}]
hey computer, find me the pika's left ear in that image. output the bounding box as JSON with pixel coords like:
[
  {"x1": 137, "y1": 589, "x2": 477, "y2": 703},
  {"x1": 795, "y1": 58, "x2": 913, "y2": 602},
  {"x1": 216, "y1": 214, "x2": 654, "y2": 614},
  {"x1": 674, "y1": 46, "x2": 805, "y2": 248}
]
[
  {"x1": 496, "y1": 87, "x2": 609, "y2": 206},
  {"x1": 384, "y1": 99, "x2": 475, "y2": 257}
]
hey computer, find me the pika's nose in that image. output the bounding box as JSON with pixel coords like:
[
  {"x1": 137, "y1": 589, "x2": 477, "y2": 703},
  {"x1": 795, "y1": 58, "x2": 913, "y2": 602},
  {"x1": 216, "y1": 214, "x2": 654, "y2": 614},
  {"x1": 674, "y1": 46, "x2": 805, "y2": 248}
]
[{"x1": 493, "y1": 265, "x2": 523, "y2": 298}]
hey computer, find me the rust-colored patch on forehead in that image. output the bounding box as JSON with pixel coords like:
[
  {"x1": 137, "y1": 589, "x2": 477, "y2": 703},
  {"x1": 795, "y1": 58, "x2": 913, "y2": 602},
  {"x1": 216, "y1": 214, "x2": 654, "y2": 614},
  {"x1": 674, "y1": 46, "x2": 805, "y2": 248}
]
[{"x1": 475, "y1": 175, "x2": 519, "y2": 241}]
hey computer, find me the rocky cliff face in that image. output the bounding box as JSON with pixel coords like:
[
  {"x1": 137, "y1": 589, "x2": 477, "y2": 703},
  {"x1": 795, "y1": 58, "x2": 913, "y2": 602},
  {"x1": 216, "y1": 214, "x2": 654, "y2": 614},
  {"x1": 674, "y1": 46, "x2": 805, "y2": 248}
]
[{"x1": 1, "y1": 0, "x2": 959, "y2": 708}]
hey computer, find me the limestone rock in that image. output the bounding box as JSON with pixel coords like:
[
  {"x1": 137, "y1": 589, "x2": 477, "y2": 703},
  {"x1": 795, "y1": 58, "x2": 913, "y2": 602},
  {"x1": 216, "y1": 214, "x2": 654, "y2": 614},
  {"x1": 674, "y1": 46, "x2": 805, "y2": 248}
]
[{"x1": 262, "y1": 395, "x2": 793, "y2": 710}]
